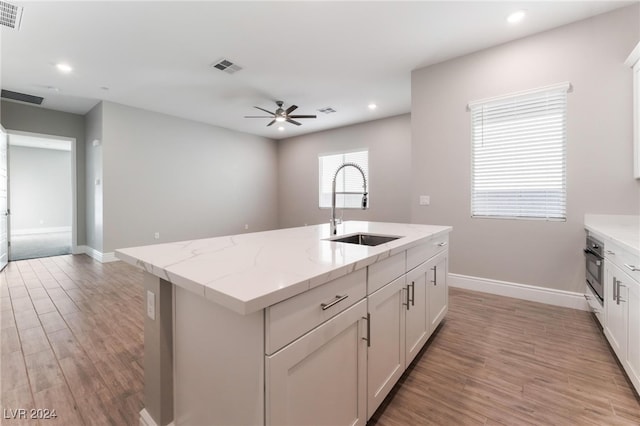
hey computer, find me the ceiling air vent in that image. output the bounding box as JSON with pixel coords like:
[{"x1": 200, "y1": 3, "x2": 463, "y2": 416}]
[
  {"x1": 1, "y1": 89, "x2": 43, "y2": 105},
  {"x1": 0, "y1": 1, "x2": 24, "y2": 31},
  {"x1": 318, "y1": 107, "x2": 336, "y2": 114},
  {"x1": 211, "y1": 58, "x2": 242, "y2": 74}
]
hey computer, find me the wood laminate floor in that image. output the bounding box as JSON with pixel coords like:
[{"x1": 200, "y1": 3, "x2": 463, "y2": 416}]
[{"x1": 1, "y1": 254, "x2": 639, "y2": 425}]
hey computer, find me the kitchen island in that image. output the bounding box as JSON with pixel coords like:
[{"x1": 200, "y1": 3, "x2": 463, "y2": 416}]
[{"x1": 116, "y1": 221, "x2": 452, "y2": 426}]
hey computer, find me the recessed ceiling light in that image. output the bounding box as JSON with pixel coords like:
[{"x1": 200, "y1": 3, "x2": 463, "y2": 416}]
[
  {"x1": 278, "y1": 126, "x2": 284, "y2": 131},
  {"x1": 507, "y1": 10, "x2": 526, "y2": 24},
  {"x1": 368, "y1": 103, "x2": 377, "y2": 110},
  {"x1": 56, "y1": 63, "x2": 73, "y2": 73}
]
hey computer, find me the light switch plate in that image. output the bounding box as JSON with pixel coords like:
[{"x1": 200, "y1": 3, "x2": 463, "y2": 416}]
[
  {"x1": 146, "y1": 290, "x2": 155, "y2": 320},
  {"x1": 419, "y1": 195, "x2": 430, "y2": 206}
]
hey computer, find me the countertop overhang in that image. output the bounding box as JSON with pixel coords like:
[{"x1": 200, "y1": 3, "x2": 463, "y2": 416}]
[
  {"x1": 584, "y1": 214, "x2": 639, "y2": 256},
  {"x1": 116, "y1": 221, "x2": 452, "y2": 315}
]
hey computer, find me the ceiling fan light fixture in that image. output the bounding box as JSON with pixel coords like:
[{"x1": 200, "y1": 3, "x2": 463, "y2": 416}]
[{"x1": 275, "y1": 116, "x2": 286, "y2": 122}]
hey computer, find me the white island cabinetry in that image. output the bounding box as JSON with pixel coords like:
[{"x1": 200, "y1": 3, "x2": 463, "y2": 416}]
[
  {"x1": 366, "y1": 233, "x2": 449, "y2": 419},
  {"x1": 116, "y1": 221, "x2": 452, "y2": 426}
]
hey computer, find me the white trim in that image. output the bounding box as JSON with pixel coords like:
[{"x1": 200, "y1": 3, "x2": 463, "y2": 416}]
[
  {"x1": 76, "y1": 245, "x2": 118, "y2": 263},
  {"x1": 467, "y1": 81, "x2": 572, "y2": 110},
  {"x1": 448, "y1": 273, "x2": 589, "y2": 311},
  {"x1": 139, "y1": 409, "x2": 173, "y2": 426},
  {"x1": 139, "y1": 409, "x2": 156, "y2": 426},
  {"x1": 625, "y1": 41, "x2": 640, "y2": 67},
  {"x1": 5, "y1": 130, "x2": 78, "y2": 259}
]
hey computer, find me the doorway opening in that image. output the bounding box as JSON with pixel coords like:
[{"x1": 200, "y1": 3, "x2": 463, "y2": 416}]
[{"x1": 7, "y1": 132, "x2": 76, "y2": 261}]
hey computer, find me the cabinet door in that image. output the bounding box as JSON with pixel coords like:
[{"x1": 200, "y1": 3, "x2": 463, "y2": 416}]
[
  {"x1": 604, "y1": 261, "x2": 628, "y2": 361},
  {"x1": 626, "y1": 276, "x2": 640, "y2": 392},
  {"x1": 428, "y1": 251, "x2": 448, "y2": 333},
  {"x1": 266, "y1": 300, "x2": 367, "y2": 426},
  {"x1": 366, "y1": 275, "x2": 405, "y2": 419},
  {"x1": 405, "y1": 263, "x2": 428, "y2": 366}
]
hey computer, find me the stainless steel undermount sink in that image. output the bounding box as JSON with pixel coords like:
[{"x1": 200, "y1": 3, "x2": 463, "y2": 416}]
[{"x1": 327, "y1": 233, "x2": 402, "y2": 246}]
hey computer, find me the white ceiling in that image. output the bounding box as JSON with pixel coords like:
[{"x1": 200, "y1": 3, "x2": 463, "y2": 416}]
[{"x1": 1, "y1": 1, "x2": 635, "y2": 140}]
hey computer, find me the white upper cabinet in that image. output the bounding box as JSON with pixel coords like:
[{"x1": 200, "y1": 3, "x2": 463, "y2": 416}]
[{"x1": 626, "y1": 41, "x2": 640, "y2": 179}]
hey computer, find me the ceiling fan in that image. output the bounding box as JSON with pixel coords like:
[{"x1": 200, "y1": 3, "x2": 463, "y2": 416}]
[{"x1": 245, "y1": 101, "x2": 317, "y2": 126}]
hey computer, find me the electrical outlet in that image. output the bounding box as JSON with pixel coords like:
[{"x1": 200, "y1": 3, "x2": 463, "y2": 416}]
[
  {"x1": 419, "y1": 195, "x2": 430, "y2": 206},
  {"x1": 244, "y1": 224, "x2": 249, "y2": 230},
  {"x1": 146, "y1": 291, "x2": 155, "y2": 320},
  {"x1": 154, "y1": 232, "x2": 160, "y2": 240}
]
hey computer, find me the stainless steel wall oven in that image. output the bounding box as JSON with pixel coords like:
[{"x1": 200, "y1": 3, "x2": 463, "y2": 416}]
[{"x1": 584, "y1": 235, "x2": 604, "y2": 305}]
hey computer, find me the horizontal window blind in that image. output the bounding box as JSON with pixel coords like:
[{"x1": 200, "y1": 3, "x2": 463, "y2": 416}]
[
  {"x1": 470, "y1": 84, "x2": 568, "y2": 220},
  {"x1": 319, "y1": 150, "x2": 368, "y2": 208}
]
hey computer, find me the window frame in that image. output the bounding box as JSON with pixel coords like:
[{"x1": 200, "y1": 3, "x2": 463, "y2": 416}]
[
  {"x1": 318, "y1": 149, "x2": 369, "y2": 210},
  {"x1": 468, "y1": 82, "x2": 570, "y2": 221}
]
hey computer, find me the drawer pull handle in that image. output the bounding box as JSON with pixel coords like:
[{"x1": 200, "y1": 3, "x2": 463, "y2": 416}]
[
  {"x1": 606, "y1": 250, "x2": 616, "y2": 255},
  {"x1": 624, "y1": 264, "x2": 640, "y2": 272},
  {"x1": 362, "y1": 313, "x2": 371, "y2": 347},
  {"x1": 437, "y1": 242, "x2": 448, "y2": 247},
  {"x1": 321, "y1": 294, "x2": 348, "y2": 311}
]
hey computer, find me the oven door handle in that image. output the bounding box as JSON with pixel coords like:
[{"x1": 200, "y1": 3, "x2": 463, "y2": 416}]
[{"x1": 584, "y1": 249, "x2": 603, "y2": 264}]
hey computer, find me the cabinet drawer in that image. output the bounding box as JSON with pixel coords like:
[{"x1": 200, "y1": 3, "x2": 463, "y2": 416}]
[
  {"x1": 406, "y1": 234, "x2": 449, "y2": 272},
  {"x1": 266, "y1": 268, "x2": 366, "y2": 355},
  {"x1": 605, "y1": 241, "x2": 640, "y2": 284},
  {"x1": 584, "y1": 283, "x2": 603, "y2": 326},
  {"x1": 368, "y1": 251, "x2": 406, "y2": 295}
]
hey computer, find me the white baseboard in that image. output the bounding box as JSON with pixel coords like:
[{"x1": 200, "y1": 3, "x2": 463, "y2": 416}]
[
  {"x1": 449, "y1": 273, "x2": 589, "y2": 311},
  {"x1": 139, "y1": 409, "x2": 173, "y2": 426},
  {"x1": 75, "y1": 245, "x2": 118, "y2": 263},
  {"x1": 139, "y1": 409, "x2": 156, "y2": 426}
]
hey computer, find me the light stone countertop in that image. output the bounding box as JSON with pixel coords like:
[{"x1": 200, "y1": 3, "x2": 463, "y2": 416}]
[
  {"x1": 116, "y1": 221, "x2": 452, "y2": 315},
  {"x1": 584, "y1": 214, "x2": 640, "y2": 256}
]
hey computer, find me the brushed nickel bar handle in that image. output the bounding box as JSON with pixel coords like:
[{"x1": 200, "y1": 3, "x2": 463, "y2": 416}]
[
  {"x1": 410, "y1": 281, "x2": 415, "y2": 306},
  {"x1": 321, "y1": 294, "x2": 348, "y2": 311},
  {"x1": 432, "y1": 265, "x2": 438, "y2": 286},
  {"x1": 613, "y1": 276, "x2": 617, "y2": 301},
  {"x1": 624, "y1": 264, "x2": 640, "y2": 272},
  {"x1": 404, "y1": 285, "x2": 410, "y2": 311},
  {"x1": 362, "y1": 313, "x2": 371, "y2": 347}
]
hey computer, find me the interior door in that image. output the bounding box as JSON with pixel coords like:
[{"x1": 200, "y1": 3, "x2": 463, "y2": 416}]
[{"x1": 0, "y1": 127, "x2": 8, "y2": 270}]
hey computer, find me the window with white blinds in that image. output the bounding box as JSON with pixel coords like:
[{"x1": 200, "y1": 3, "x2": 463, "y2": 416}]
[
  {"x1": 469, "y1": 83, "x2": 569, "y2": 221},
  {"x1": 318, "y1": 150, "x2": 369, "y2": 208}
]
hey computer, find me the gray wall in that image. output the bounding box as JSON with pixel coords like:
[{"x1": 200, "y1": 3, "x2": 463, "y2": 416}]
[
  {"x1": 9, "y1": 146, "x2": 71, "y2": 232},
  {"x1": 100, "y1": 101, "x2": 279, "y2": 253},
  {"x1": 278, "y1": 114, "x2": 412, "y2": 228},
  {"x1": 0, "y1": 100, "x2": 86, "y2": 244},
  {"x1": 411, "y1": 5, "x2": 640, "y2": 293},
  {"x1": 85, "y1": 103, "x2": 103, "y2": 252}
]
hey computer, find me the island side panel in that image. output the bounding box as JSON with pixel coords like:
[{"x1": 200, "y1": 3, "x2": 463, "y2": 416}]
[
  {"x1": 143, "y1": 273, "x2": 174, "y2": 426},
  {"x1": 174, "y1": 285, "x2": 264, "y2": 425}
]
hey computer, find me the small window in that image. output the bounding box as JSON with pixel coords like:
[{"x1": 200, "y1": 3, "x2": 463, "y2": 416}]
[
  {"x1": 469, "y1": 83, "x2": 569, "y2": 221},
  {"x1": 318, "y1": 150, "x2": 369, "y2": 209}
]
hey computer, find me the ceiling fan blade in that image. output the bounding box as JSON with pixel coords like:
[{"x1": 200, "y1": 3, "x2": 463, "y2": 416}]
[
  {"x1": 244, "y1": 116, "x2": 274, "y2": 118},
  {"x1": 286, "y1": 118, "x2": 302, "y2": 126},
  {"x1": 266, "y1": 119, "x2": 276, "y2": 127},
  {"x1": 285, "y1": 105, "x2": 298, "y2": 114},
  {"x1": 289, "y1": 115, "x2": 317, "y2": 119},
  {"x1": 254, "y1": 106, "x2": 275, "y2": 115}
]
